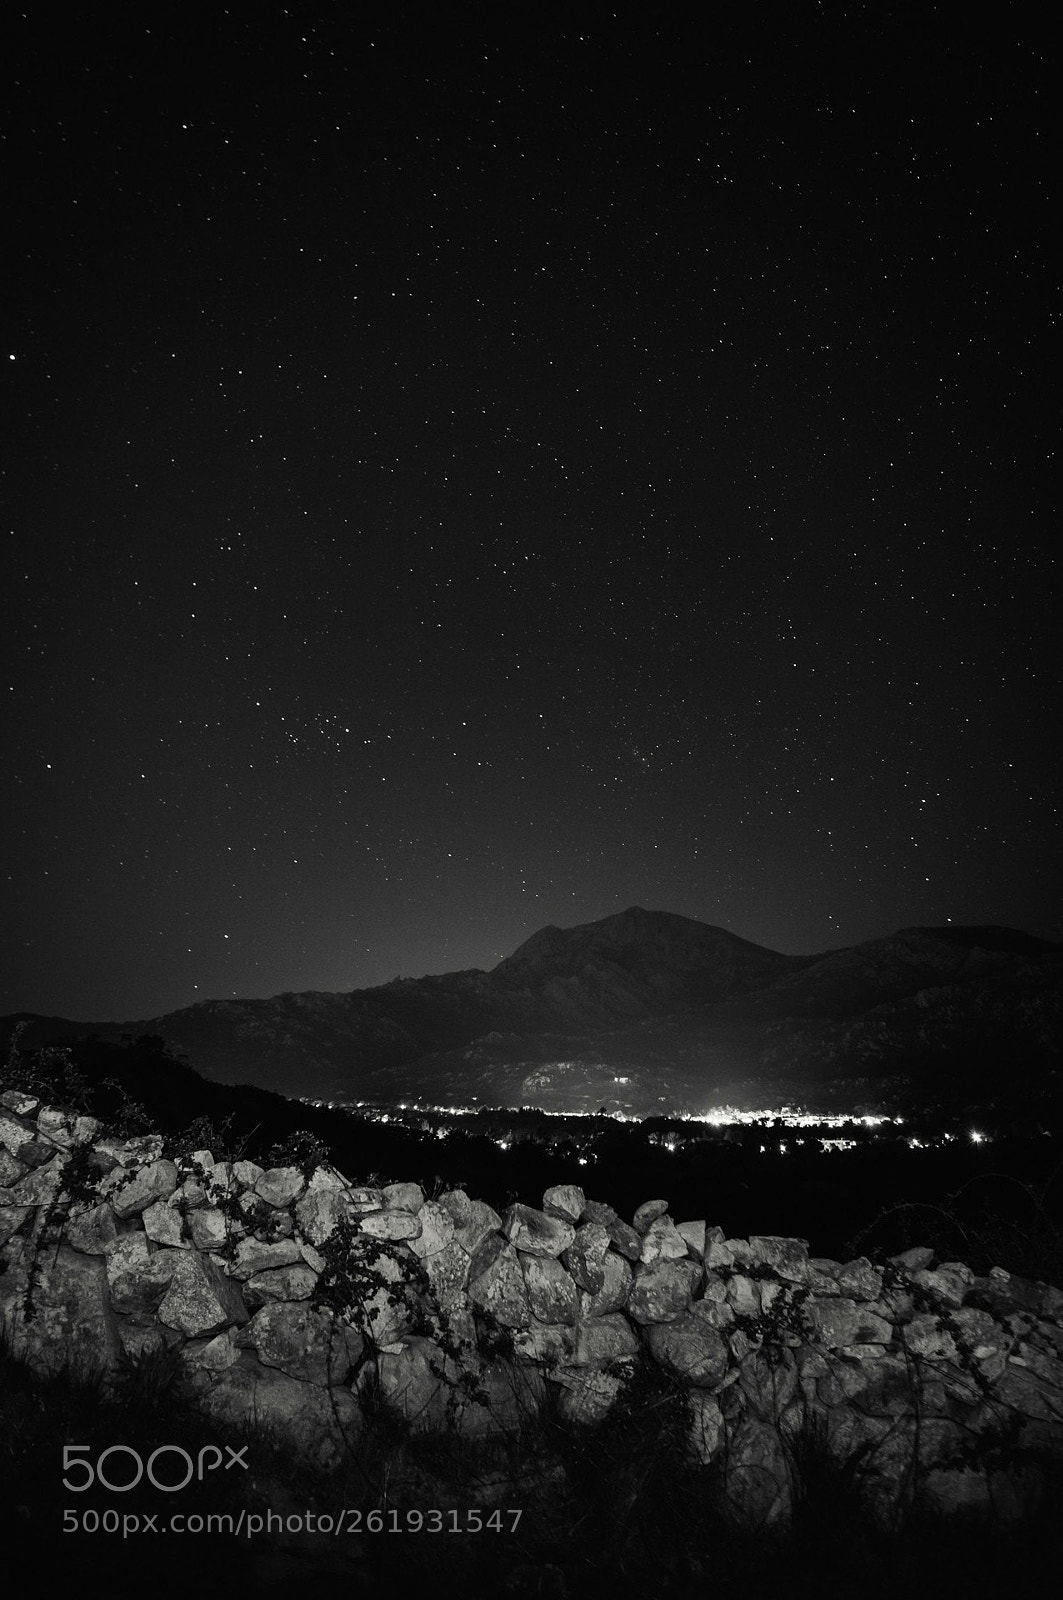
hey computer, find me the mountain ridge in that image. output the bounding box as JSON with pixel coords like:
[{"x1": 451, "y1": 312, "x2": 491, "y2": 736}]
[{"x1": 4, "y1": 911, "x2": 1060, "y2": 1114}]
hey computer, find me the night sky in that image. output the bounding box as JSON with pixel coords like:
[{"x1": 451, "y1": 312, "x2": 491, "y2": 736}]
[{"x1": 4, "y1": 9, "x2": 1057, "y2": 1022}]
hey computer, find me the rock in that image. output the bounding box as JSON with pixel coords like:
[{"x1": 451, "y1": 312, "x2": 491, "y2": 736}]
[
  {"x1": 0, "y1": 1092, "x2": 38, "y2": 1116},
  {"x1": 721, "y1": 1416, "x2": 792, "y2": 1526},
  {"x1": 912, "y1": 1266, "x2": 969, "y2": 1308},
  {"x1": 726, "y1": 1274, "x2": 765, "y2": 1319},
  {"x1": 469, "y1": 1242, "x2": 534, "y2": 1329},
  {"x1": 183, "y1": 1330, "x2": 241, "y2": 1372},
  {"x1": 344, "y1": 1185, "x2": 386, "y2": 1216},
  {"x1": 510, "y1": 1323, "x2": 577, "y2": 1364},
  {"x1": 575, "y1": 1313, "x2": 640, "y2": 1364},
  {"x1": 802, "y1": 1297, "x2": 892, "y2": 1349},
  {"x1": 890, "y1": 1245, "x2": 933, "y2": 1272},
  {"x1": 561, "y1": 1223, "x2": 610, "y2": 1293},
  {"x1": 192, "y1": 1353, "x2": 361, "y2": 1471},
  {"x1": 626, "y1": 1259, "x2": 700, "y2": 1324},
  {"x1": 358, "y1": 1209, "x2": 423, "y2": 1242},
  {"x1": 243, "y1": 1264, "x2": 319, "y2": 1307},
  {"x1": 376, "y1": 1334, "x2": 467, "y2": 1430},
  {"x1": 187, "y1": 1206, "x2": 234, "y2": 1253},
  {"x1": 0, "y1": 1189, "x2": 31, "y2": 1247},
  {"x1": 835, "y1": 1257, "x2": 883, "y2": 1301},
  {"x1": 65, "y1": 1201, "x2": 118, "y2": 1255},
  {"x1": 521, "y1": 1256, "x2": 579, "y2": 1326},
  {"x1": 107, "y1": 1158, "x2": 179, "y2": 1218},
  {"x1": 158, "y1": 1249, "x2": 248, "y2": 1337},
  {"x1": 543, "y1": 1184, "x2": 585, "y2": 1222},
  {"x1": 645, "y1": 1307, "x2": 730, "y2": 1387},
  {"x1": 579, "y1": 1251, "x2": 634, "y2": 1318},
  {"x1": 0, "y1": 1243, "x2": 120, "y2": 1375},
  {"x1": 96, "y1": 1133, "x2": 164, "y2": 1167},
  {"x1": 383, "y1": 1181, "x2": 424, "y2": 1213},
  {"x1": 294, "y1": 1166, "x2": 354, "y2": 1245},
  {"x1": 676, "y1": 1220, "x2": 707, "y2": 1259},
  {"x1": 15, "y1": 1139, "x2": 60, "y2": 1169},
  {"x1": 141, "y1": 1198, "x2": 189, "y2": 1248},
  {"x1": 441, "y1": 1191, "x2": 502, "y2": 1256},
  {"x1": 639, "y1": 1215, "x2": 688, "y2": 1264},
  {"x1": 0, "y1": 1148, "x2": 25, "y2": 1186},
  {"x1": 555, "y1": 1366, "x2": 627, "y2": 1425},
  {"x1": 233, "y1": 1159, "x2": 263, "y2": 1188},
  {"x1": 688, "y1": 1392, "x2": 725, "y2": 1464},
  {"x1": 108, "y1": 1248, "x2": 183, "y2": 1318},
  {"x1": 748, "y1": 1236, "x2": 810, "y2": 1284},
  {"x1": 231, "y1": 1236, "x2": 304, "y2": 1279},
  {"x1": 255, "y1": 1166, "x2": 306, "y2": 1207},
  {"x1": 236, "y1": 1301, "x2": 363, "y2": 1385},
  {"x1": 0, "y1": 1114, "x2": 35, "y2": 1157},
  {"x1": 408, "y1": 1199, "x2": 456, "y2": 1262},
  {"x1": 503, "y1": 1204, "x2": 575, "y2": 1258},
  {"x1": 632, "y1": 1199, "x2": 669, "y2": 1233}
]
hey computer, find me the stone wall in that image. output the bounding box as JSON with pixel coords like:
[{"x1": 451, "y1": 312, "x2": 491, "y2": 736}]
[{"x1": 2, "y1": 1088, "x2": 1062, "y2": 1526}]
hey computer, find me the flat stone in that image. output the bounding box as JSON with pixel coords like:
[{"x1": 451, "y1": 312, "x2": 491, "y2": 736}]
[
  {"x1": 748, "y1": 1236, "x2": 810, "y2": 1284},
  {"x1": 358, "y1": 1209, "x2": 422, "y2": 1242},
  {"x1": 803, "y1": 1296, "x2": 892, "y2": 1349},
  {"x1": 107, "y1": 1158, "x2": 179, "y2": 1218},
  {"x1": 243, "y1": 1264, "x2": 319, "y2": 1308},
  {"x1": 503, "y1": 1203, "x2": 574, "y2": 1258},
  {"x1": 0, "y1": 1093, "x2": 38, "y2": 1116},
  {"x1": 408, "y1": 1199, "x2": 456, "y2": 1262},
  {"x1": 543, "y1": 1184, "x2": 585, "y2": 1222},
  {"x1": 231, "y1": 1236, "x2": 304, "y2": 1279}
]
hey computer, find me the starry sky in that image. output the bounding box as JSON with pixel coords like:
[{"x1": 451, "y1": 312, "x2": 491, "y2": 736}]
[{"x1": 3, "y1": 8, "x2": 1058, "y2": 1021}]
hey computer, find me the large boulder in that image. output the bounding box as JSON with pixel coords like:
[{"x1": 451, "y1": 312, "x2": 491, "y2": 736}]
[
  {"x1": 191, "y1": 1354, "x2": 361, "y2": 1471},
  {"x1": 0, "y1": 1243, "x2": 120, "y2": 1375},
  {"x1": 157, "y1": 1249, "x2": 248, "y2": 1337},
  {"x1": 236, "y1": 1301, "x2": 363, "y2": 1385}
]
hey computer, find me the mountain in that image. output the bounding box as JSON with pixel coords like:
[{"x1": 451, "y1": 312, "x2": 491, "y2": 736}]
[{"x1": 4, "y1": 910, "x2": 1061, "y2": 1115}]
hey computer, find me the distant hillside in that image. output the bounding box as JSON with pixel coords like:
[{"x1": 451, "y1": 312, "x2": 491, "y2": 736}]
[{"x1": 4, "y1": 911, "x2": 1060, "y2": 1115}]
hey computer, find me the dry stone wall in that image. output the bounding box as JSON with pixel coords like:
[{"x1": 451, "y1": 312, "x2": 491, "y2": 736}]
[{"x1": 2, "y1": 1088, "x2": 1062, "y2": 1526}]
